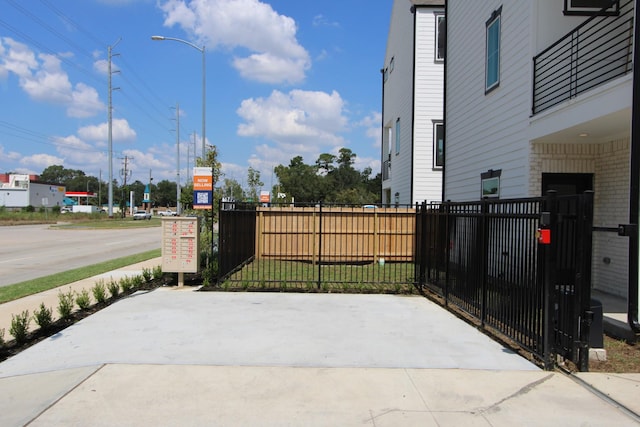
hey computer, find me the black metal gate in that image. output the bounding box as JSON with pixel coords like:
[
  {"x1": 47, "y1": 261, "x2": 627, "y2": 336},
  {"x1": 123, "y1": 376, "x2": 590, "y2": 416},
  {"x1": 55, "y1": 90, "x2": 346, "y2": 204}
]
[{"x1": 416, "y1": 191, "x2": 594, "y2": 370}]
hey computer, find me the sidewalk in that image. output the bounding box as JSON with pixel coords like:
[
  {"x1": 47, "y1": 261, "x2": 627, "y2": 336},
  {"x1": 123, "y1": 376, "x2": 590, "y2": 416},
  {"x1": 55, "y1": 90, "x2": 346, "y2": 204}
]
[
  {"x1": 0, "y1": 257, "x2": 163, "y2": 335},
  {"x1": 0, "y1": 268, "x2": 639, "y2": 425}
]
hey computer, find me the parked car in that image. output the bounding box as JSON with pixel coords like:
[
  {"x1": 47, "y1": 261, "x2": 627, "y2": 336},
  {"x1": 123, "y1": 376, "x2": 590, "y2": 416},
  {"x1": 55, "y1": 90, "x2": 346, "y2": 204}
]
[
  {"x1": 60, "y1": 207, "x2": 72, "y2": 213},
  {"x1": 133, "y1": 210, "x2": 152, "y2": 220},
  {"x1": 158, "y1": 209, "x2": 178, "y2": 216}
]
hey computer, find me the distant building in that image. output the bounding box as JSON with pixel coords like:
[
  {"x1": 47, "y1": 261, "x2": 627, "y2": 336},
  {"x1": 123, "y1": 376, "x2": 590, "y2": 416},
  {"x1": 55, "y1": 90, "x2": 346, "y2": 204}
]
[
  {"x1": 382, "y1": 0, "x2": 445, "y2": 206},
  {"x1": 0, "y1": 174, "x2": 66, "y2": 208}
]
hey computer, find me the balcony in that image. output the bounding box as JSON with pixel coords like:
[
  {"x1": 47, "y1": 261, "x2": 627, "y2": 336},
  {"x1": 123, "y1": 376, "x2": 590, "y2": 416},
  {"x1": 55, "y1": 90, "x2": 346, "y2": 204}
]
[
  {"x1": 383, "y1": 158, "x2": 391, "y2": 181},
  {"x1": 532, "y1": 0, "x2": 633, "y2": 115}
]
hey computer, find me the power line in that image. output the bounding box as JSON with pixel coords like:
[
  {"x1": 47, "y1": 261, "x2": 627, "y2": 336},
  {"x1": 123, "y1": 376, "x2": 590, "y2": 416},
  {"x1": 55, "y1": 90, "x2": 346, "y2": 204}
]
[
  {"x1": 39, "y1": 0, "x2": 107, "y2": 47},
  {"x1": 6, "y1": 0, "x2": 96, "y2": 61}
]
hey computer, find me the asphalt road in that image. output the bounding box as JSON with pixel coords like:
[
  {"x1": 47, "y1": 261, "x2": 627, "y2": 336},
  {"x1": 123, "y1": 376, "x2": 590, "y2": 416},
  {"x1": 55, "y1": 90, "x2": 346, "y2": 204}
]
[{"x1": 0, "y1": 224, "x2": 161, "y2": 287}]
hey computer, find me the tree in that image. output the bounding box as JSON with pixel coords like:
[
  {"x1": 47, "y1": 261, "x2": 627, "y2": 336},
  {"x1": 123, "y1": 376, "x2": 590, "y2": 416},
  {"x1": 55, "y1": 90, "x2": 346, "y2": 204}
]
[
  {"x1": 155, "y1": 180, "x2": 177, "y2": 207},
  {"x1": 246, "y1": 167, "x2": 263, "y2": 202},
  {"x1": 40, "y1": 165, "x2": 86, "y2": 190},
  {"x1": 222, "y1": 178, "x2": 244, "y2": 201},
  {"x1": 274, "y1": 149, "x2": 382, "y2": 205},
  {"x1": 274, "y1": 156, "x2": 322, "y2": 203}
]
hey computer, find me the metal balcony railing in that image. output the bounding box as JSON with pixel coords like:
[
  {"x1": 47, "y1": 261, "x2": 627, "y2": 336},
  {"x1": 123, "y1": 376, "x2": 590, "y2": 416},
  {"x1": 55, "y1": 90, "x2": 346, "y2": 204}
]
[
  {"x1": 382, "y1": 159, "x2": 391, "y2": 181},
  {"x1": 532, "y1": 0, "x2": 633, "y2": 115}
]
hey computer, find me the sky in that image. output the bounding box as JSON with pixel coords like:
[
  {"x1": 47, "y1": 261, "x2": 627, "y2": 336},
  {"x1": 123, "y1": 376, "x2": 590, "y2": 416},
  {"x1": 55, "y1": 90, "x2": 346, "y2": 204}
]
[{"x1": 0, "y1": 0, "x2": 390, "y2": 190}]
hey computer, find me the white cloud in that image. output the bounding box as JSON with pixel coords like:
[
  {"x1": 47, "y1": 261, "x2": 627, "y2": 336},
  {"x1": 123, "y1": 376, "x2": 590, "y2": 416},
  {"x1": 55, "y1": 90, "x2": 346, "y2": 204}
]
[
  {"x1": 159, "y1": 0, "x2": 311, "y2": 84},
  {"x1": 358, "y1": 111, "x2": 382, "y2": 147},
  {"x1": 237, "y1": 89, "x2": 347, "y2": 146},
  {"x1": 0, "y1": 38, "x2": 38, "y2": 78},
  {"x1": 312, "y1": 14, "x2": 340, "y2": 28},
  {"x1": 0, "y1": 145, "x2": 22, "y2": 162},
  {"x1": 0, "y1": 38, "x2": 105, "y2": 118},
  {"x1": 20, "y1": 153, "x2": 65, "y2": 169},
  {"x1": 77, "y1": 119, "x2": 137, "y2": 143},
  {"x1": 67, "y1": 83, "x2": 104, "y2": 118},
  {"x1": 93, "y1": 59, "x2": 109, "y2": 75}
]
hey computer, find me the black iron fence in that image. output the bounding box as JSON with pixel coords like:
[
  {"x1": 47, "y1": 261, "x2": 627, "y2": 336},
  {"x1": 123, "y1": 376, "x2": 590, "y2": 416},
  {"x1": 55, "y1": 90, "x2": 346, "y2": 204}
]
[
  {"x1": 217, "y1": 192, "x2": 594, "y2": 370},
  {"x1": 532, "y1": 0, "x2": 633, "y2": 114},
  {"x1": 218, "y1": 202, "x2": 416, "y2": 291},
  {"x1": 416, "y1": 192, "x2": 594, "y2": 370}
]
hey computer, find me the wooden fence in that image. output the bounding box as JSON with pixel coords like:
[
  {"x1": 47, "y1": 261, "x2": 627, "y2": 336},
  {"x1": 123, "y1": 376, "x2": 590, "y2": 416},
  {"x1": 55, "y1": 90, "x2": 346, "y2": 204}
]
[{"x1": 254, "y1": 206, "x2": 416, "y2": 264}]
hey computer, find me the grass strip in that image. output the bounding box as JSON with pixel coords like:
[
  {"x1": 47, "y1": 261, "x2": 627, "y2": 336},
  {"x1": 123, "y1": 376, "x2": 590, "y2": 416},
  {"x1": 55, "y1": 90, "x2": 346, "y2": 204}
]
[{"x1": 0, "y1": 249, "x2": 161, "y2": 304}]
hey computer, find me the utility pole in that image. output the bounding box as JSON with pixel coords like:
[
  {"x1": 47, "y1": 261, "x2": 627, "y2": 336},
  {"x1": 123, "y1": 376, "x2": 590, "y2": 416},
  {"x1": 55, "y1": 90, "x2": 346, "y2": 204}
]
[
  {"x1": 107, "y1": 38, "x2": 121, "y2": 218},
  {"x1": 175, "y1": 104, "x2": 181, "y2": 215},
  {"x1": 119, "y1": 155, "x2": 133, "y2": 216}
]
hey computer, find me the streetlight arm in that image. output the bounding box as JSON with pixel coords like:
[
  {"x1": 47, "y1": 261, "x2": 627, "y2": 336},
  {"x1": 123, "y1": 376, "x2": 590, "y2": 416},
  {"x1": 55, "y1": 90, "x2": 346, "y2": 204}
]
[
  {"x1": 152, "y1": 34, "x2": 207, "y2": 160},
  {"x1": 151, "y1": 35, "x2": 204, "y2": 53}
]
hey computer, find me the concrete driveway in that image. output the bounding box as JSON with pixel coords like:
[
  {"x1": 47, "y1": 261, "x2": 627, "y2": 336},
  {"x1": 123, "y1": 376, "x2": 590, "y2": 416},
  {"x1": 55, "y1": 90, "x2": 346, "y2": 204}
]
[{"x1": 1, "y1": 290, "x2": 639, "y2": 426}]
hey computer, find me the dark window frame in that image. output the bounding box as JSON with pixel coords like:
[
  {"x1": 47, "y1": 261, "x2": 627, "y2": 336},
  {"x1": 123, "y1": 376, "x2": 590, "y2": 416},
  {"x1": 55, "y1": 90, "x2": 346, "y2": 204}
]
[
  {"x1": 485, "y1": 6, "x2": 502, "y2": 94},
  {"x1": 435, "y1": 13, "x2": 446, "y2": 62},
  {"x1": 433, "y1": 121, "x2": 444, "y2": 169},
  {"x1": 481, "y1": 169, "x2": 502, "y2": 198},
  {"x1": 563, "y1": 0, "x2": 620, "y2": 16}
]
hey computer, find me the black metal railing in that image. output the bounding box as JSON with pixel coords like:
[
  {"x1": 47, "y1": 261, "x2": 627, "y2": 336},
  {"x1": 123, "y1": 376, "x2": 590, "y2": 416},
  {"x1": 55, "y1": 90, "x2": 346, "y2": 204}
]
[
  {"x1": 218, "y1": 202, "x2": 416, "y2": 291},
  {"x1": 382, "y1": 159, "x2": 391, "y2": 181},
  {"x1": 416, "y1": 192, "x2": 594, "y2": 370},
  {"x1": 533, "y1": 0, "x2": 633, "y2": 114},
  {"x1": 218, "y1": 193, "x2": 595, "y2": 370}
]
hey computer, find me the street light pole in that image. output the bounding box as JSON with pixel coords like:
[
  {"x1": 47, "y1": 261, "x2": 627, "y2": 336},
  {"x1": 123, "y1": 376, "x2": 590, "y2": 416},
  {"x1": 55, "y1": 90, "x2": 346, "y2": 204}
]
[{"x1": 151, "y1": 35, "x2": 206, "y2": 159}]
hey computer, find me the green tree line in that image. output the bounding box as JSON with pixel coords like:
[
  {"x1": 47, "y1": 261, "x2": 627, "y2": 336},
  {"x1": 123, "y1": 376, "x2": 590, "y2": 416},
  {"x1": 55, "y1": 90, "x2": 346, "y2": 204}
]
[{"x1": 272, "y1": 148, "x2": 381, "y2": 204}]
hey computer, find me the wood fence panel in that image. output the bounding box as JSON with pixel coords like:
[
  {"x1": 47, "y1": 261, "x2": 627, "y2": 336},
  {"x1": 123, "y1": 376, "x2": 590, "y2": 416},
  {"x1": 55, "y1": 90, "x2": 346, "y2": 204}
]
[{"x1": 256, "y1": 206, "x2": 415, "y2": 263}]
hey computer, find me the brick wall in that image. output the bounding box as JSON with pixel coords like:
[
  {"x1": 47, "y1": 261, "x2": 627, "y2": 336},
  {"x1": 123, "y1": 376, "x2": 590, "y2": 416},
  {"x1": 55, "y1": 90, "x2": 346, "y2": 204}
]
[{"x1": 531, "y1": 138, "x2": 630, "y2": 297}]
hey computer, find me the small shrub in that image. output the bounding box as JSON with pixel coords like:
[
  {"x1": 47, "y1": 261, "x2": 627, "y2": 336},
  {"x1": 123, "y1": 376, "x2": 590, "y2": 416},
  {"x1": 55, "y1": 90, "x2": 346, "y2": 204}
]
[
  {"x1": 152, "y1": 265, "x2": 163, "y2": 280},
  {"x1": 0, "y1": 328, "x2": 5, "y2": 347},
  {"x1": 23, "y1": 205, "x2": 35, "y2": 213},
  {"x1": 33, "y1": 303, "x2": 53, "y2": 331},
  {"x1": 142, "y1": 267, "x2": 152, "y2": 282},
  {"x1": 57, "y1": 288, "x2": 75, "y2": 320},
  {"x1": 10, "y1": 310, "x2": 30, "y2": 344},
  {"x1": 120, "y1": 276, "x2": 133, "y2": 293},
  {"x1": 107, "y1": 278, "x2": 120, "y2": 298},
  {"x1": 75, "y1": 289, "x2": 91, "y2": 310},
  {"x1": 131, "y1": 274, "x2": 144, "y2": 288},
  {"x1": 92, "y1": 280, "x2": 108, "y2": 304}
]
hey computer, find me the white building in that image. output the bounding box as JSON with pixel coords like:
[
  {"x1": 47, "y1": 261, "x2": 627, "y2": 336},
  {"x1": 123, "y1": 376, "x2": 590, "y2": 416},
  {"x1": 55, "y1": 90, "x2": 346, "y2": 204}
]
[
  {"x1": 445, "y1": 0, "x2": 636, "y2": 331},
  {"x1": 0, "y1": 174, "x2": 66, "y2": 208},
  {"x1": 382, "y1": 0, "x2": 445, "y2": 206}
]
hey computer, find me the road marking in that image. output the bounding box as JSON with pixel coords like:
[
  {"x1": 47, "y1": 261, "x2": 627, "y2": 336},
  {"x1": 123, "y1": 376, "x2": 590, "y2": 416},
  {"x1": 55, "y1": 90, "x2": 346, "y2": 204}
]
[
  {"x1": 104, "y1": 240, "x2": 135, "y2": 246},
  {"x1": 0, "y1": 256, "x2": 34, "y2": 264}
]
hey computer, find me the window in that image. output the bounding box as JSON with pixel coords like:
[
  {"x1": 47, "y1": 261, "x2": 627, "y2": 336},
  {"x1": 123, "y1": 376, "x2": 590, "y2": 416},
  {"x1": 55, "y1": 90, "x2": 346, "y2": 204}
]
[
  {"x1": 485, "y1": 7, "x2": 502, "y2": 93},
  {"x1": 564, "y1": 0, "x2": 619, "y2": 16},
  {"x1": 481, "y1": 169, "x2": 502, "y2": 198},
  {"x1": 433, "y1": 121, "x2": 444, "y2": 168},
  {"x1": 395, "y1": 118, "x2": 401, "y2": 155},
  {"x1": 390, "y1": 56, "x2": 395, "y2": 73},
  {"x1": 435, "y1": 14, "x2": 445, "y2": 62}
]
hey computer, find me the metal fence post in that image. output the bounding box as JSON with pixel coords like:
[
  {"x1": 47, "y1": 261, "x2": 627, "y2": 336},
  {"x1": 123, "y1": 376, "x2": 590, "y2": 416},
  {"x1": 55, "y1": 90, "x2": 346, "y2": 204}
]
[
  {"x1": 317, "y1": 201, "x2": 323, "y2": 289},
  {"x1": 480, "y1": 198, "x2": 489, "y2": 327},
  {"x1": 542, "y1": 190, "x2": 558, "y2": 370},
  {"x1": 577, "y1": 190, "x2": 595, "y2": 371},
  {"x1": 444, "y1": 202, "x2": 450, "y2": 305}
]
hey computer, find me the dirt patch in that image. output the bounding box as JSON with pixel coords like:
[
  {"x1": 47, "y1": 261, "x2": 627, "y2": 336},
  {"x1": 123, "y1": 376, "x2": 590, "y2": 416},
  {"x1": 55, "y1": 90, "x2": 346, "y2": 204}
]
[{"x1": 590, "y1": 335, "x2": 640, "y2": 373}]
